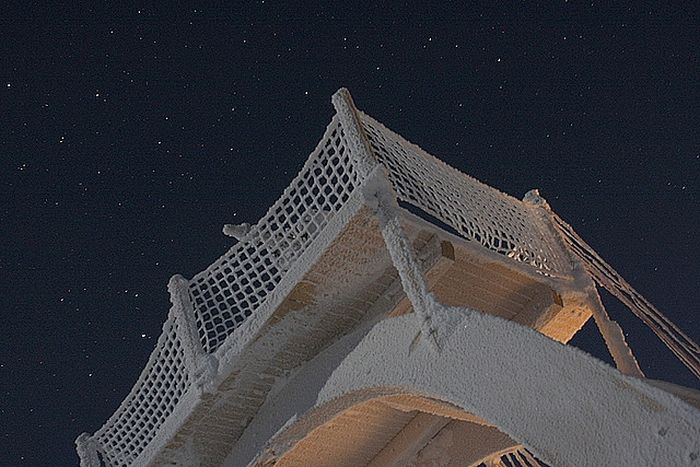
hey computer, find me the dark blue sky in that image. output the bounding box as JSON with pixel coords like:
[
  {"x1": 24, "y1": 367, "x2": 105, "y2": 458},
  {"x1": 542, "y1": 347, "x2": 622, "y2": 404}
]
[{"x1": 2, "y1": 2, "x2": 698, "y2": 465}]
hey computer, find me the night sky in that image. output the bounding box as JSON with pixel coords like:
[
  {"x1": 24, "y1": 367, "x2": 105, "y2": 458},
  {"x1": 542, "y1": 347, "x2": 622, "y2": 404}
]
[{"x1": 2, "y1": 3, "x2": 698, "y2": 465}]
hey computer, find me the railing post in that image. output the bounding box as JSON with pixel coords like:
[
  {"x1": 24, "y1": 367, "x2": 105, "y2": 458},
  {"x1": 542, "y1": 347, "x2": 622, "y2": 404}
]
[
  {"x1": 524, "y1": 189, "x2": 644, "y2": 378},
  {"x1": 522, "y1": 188, "x2": 572, "y2": 275},
  {"x1": 75, "y1": 433, "x2": 100, "y2": 467},
  {"x1": 168, "y1": 274, "x2": 219, "y2": 391},
  {"x1": 331, "y1": 88, "x2": 377, "y2": 178}
]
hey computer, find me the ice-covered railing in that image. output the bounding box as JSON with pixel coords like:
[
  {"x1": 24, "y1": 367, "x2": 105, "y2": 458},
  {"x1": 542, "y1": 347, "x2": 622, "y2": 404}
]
[
  {"x1": 77, "y1": 91, "x2": 574, "y2": 466},
  {"x1": 359, "y1": 112, "x2": 571, "y2": 276},
  {"x1": 188, "y1": 116, "x2": 359, "y2": 353},
  {"x1": 85, "y1": 313, "x2": 190, "y2": 466},
  {"x1": 77, "y1": 116, "x2": 360, "y2": 466}
]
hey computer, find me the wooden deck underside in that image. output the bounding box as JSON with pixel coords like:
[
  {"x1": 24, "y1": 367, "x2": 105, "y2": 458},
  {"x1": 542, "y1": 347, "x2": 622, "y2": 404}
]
[
  {"x1": 151, "y1": 206, "x2": 586, "y2": 466},
  {"x1": 274, "y1": 395, "x2": 520, "y2": 467}
]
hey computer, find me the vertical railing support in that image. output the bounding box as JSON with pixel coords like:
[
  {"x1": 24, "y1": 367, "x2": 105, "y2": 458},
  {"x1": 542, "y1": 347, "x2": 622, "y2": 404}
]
[
  {"x1": 333, "y1": 88, "x2": 438, "y2": 350},
  {"x1": 168, "y1": 274, "x2": 219, "y2": 391},
  {"x1": 331, "y1": 88, "x2": 377, "y2": 178},
  {"x1": 75, "y1": 433, "x2": 100, "y2": 467},
  {"x1": 522, "y1": 188, "x2": 573, "y2": 275}
]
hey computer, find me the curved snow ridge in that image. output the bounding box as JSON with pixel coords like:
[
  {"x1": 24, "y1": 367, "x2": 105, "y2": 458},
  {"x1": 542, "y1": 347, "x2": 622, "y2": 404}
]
[{"x1": 228, "y1": 307, "x2": 700, "y2": 467}]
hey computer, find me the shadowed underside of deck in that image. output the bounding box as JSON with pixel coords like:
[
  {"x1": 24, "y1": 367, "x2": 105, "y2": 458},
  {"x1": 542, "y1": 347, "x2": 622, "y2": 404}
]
[{"x1": 274, "y1": 395, "x2": 520, "y2": 467}]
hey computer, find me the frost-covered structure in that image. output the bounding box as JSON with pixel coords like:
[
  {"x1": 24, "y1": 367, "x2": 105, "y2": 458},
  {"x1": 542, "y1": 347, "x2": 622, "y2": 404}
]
[{"x1": 77, "y1": 89, "x2": 700, "y2": 466}]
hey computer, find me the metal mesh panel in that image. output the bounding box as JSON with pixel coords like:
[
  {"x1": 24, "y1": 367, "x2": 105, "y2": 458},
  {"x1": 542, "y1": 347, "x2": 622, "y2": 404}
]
[
  {"x1": 478, "y1": 446, "x2": 547, "y2": 466},
  {"x1": 189, "y1": 116, "x2": 360, "y2": 353},
  {"x1": 92, "y1": 316, "x2": 190, "y2": 466},
  {"x1": 359, "y1": 112, "x2": 570, "y2": 275}
]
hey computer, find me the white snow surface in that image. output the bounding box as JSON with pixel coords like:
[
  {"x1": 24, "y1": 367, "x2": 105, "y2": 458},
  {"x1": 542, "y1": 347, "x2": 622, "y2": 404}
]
[{"x1": 224, "y1": 304, "x2": 700, "y2": 467}]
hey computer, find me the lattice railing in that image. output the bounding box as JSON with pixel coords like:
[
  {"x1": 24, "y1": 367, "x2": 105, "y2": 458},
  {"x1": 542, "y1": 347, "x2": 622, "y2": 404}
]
[
  {"x1": 80, "y1": 116, "x2": 361, "y2": 466},
  {"x1": 359, "y1": 112, "x2": 571, "y2": 276},
  {"x1": 188, "y1": 115, "x2": 360, "y2": 354},
  {"x1": 91, "y1": 315, "x2": 190, "y2": 466},
  {"x1": 78, "y1": 94, "x2": 573, "y2": 466}
]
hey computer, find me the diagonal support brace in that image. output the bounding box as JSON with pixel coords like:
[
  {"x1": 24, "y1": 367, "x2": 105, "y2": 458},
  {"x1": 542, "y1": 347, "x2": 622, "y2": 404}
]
[
  {"x1": 364, "y1": 169, "x2": 440, "y2": 352},
  {"x1": 333, "y1": 87, "x2": 439, "y2": 351},
  {"x1": 588, "y1": 287, "x2": 644, "y2": 377},
  {"x1": 525, "y1": 189, "x2": 644, "y2": 377}
]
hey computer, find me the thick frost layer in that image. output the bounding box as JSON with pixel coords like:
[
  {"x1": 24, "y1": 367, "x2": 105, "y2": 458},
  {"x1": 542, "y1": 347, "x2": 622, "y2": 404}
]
[{"x1": 226, "y1": 306, "x2": 700, "y2": 466}]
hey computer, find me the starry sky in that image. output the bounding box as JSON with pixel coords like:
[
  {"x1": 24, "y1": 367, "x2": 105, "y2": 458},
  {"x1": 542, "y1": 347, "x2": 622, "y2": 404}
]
[{"x1": 2, "y1": 2, "x2": 698, "y2": 465}]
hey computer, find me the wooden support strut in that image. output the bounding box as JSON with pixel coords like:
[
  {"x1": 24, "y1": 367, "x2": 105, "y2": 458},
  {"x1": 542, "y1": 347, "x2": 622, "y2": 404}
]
[
  {"x1": 332, "y1": 88, "x2": 438, "y2": 350},
  {"x1": 588, "y1": 286, "x2": 645, "y2": 377},
  {"x1": 375, "y1": 197, "x2": 441, "y2": 351},
  {"x1": 551, "y1": 209, "x2": 700, "y2": 380},
  {"x1": 367, "y1": 413, "x2": 450, "y2": 467}
]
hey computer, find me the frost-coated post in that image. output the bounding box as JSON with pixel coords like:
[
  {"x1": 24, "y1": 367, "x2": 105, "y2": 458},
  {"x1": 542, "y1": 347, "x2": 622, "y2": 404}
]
[
  {"x1": 168, "y1": 274, "x2": 218, "y2": 388},
  {"x1": 365, "y1": 168, "x2": 440, "y2": 351},
  {"x1": 523, "y1": 189, "x2": 644, "y2": 378},
  {"x1": 522, "y1": 189, "x2": 572, "y2": 275},
  {"x1": 331, "y1": 88, "x2": 377, "y2": 178},
  {"x1": 333, "y1": 88, "x2": 438, "y2": 350},
  {"x1": 75, "y1": 433, "x2": 100, "y2": 467},
  {"x1": 587, "y1": 286, "x2": 644, "y2": 377}
]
